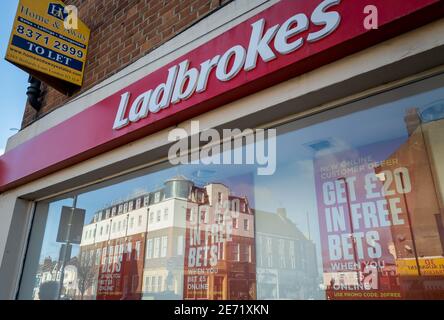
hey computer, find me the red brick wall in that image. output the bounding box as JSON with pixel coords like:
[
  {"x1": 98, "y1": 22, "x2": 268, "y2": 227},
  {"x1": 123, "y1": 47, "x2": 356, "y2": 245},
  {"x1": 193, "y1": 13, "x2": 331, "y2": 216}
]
[{"x1": 21, "y1": 0, "x2": 232, "y2": 128}]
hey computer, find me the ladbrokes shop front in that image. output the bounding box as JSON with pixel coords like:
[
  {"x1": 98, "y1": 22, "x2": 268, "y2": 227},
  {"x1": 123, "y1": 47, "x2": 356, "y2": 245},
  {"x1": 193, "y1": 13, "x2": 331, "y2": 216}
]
[{"x1": 1, "y1": 0, "x2": 444, "y2": 300}]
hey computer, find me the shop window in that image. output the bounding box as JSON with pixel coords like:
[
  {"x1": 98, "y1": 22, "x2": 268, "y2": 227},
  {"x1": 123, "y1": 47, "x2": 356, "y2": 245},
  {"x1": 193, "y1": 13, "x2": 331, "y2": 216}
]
[
  {"x1": 127, "y1": 242, "x2": 132, "y2": 261},
  {"x1": 266, "y1": 238, "x2": 272, "y2": 253},
  {"x1": 279, "y1": 256, "x2": 286, "y2": 269},
  {"x1": 200, "y1": 210, "x2": 206, "y2": 223},
  {"x1": 157, "y1": 276, "x2": 163, "y2": 292},
  {"x1": 161, "y1": 236, "x2": 168, "y2": 258},
  {"x1": 258, "y1": 237, "x2": 263, "y2": 267},
  {"x1": 288, "y1": 240, "x2": 295, "y2": 255},
  {"x1": 290, "y1": 255, "x2": 296, "y2": 269},
  {"x1": 89, "y1": 251, "x2": 94, "y2": 267},
  {"x1": 153, "y1": 238, "x2": 160, "y2": 258},
  {"x1": 146, "y1": 239, "x2": 153, "y2": 259},
  {"x1": 177, "y1": 235, "x2": 184, "y2": 256},
  {"x1": 145, "y1": 276, "x2": 151, "y2": 292},
  {"x1": 218, "y1": 243, "x2": 224, "y2": 261},
  {"x1": 278, "y1": 239, "x2": 285, "y2": 255},
  {"x1": 267, "y1": 255, "x2": 273, "y2": 268},
  {"x1": 135, "y1": 241, "x2": 141, "y2": 260},
  {"x1": 128, "y1": 201, "x2": 133, "y2": 212},
  {"x1": 101, "y1": 248, "x2": 107, "y2": 265},
  {"x1": 151, "y1": 276, "x2": 156, "y2": 292},
  {"x1": 17, "y1": 75, "x2": 444, "y2": 300},
  {"x1": 232, "y1": 199, "x2": 239, "y2": 213},
  {"x1": 229, "y1": 243, "x2": 240, "y2": 262},
  {"x1": 216, "y1": 213, "x2": 224, "y2": 224},
  {"x1": 241, "y1": 244, "x2": 251, "y2": 262}
]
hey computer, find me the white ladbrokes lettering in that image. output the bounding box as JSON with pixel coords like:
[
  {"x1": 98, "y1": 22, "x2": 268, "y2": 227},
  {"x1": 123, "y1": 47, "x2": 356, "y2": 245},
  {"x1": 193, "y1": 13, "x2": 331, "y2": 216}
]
[{"x1": 113, "y1": 0, "x2": 342, "y2": 130}]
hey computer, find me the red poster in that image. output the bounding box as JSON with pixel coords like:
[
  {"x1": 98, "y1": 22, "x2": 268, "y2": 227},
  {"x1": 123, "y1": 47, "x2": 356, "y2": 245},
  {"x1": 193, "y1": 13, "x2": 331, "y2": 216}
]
[
  {"x1": 314, "y1": 138, "x2": 408, "y2": 300},
  {"x1": 314, "y1": 119, "x2": 444, "y2": 300},
  {"x1": 96, "y1": 234, "x2": 145, "y2": 300},
  {"x1": 183, "y1": 182, "x2": 256, "y2": 300}
]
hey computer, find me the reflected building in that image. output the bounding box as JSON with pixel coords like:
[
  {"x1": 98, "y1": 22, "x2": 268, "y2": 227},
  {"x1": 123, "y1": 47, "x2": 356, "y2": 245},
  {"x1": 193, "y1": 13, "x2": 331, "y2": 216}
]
[
  {"x1": 376, "y1": 107, "x2": 444, "y2": 299},
  {"x1": 32, "y1": 257, "x2": 79, "y2": 300},
  {"x1": 78, "y1": 176, "x2": 256, "y2": 300},
  {"x1": 255, "y1": 208, "x2": 320, "y2": 300},
  {"x1": 379, "y1": 108, "x2": 443, "y2": 259}
]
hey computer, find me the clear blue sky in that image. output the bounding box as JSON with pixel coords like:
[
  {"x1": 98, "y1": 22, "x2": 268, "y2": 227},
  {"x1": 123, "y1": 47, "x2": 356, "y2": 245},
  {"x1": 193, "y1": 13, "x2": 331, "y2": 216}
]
[{"x1": 0, "y1": 0, "x2": 28, "y2": 155}]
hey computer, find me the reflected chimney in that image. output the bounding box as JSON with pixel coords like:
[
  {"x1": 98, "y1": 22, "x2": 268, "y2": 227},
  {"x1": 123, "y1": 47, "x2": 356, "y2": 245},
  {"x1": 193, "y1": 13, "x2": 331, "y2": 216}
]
[
  {"x1": 277, "y1": 208, "x2": 287, "y2": 220},
  {"x1": 404, "y1": 107, "x2": 421, "y2": 136}
]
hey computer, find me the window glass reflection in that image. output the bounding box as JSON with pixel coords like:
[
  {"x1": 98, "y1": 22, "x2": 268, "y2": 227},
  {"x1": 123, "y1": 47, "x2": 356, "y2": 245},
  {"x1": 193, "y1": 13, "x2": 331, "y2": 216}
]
[{"x1": 19, "y1": 76, "x2": 444, "y2": 300}]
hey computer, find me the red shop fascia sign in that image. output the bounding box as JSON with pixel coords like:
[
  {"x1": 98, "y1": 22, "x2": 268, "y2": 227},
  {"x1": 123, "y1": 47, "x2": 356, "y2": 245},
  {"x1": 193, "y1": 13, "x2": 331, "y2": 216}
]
[{"x1": 1, "y1": 0, "x2": 443, "y2": 192}]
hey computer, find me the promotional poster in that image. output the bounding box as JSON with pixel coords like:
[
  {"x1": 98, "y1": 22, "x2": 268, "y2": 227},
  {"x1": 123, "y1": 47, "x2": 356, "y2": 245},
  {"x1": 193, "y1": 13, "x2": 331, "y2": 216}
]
[{"x1": 314, "y1": 123, "x2": 443, "y2": 299}]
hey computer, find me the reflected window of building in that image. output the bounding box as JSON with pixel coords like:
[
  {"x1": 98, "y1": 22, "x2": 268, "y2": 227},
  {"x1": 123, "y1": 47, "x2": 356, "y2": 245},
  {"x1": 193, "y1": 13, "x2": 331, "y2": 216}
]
[
  {"x1": 129, "y1": 217, "x2": 134, "y2": 229},
  {"x1": 153, "y1": 238, "x2": 160, "y2": 258},
  {"x1": 146, "y1": 239, "x2": 153, "y2": 259},
  {"x1": 128, "y1": 201, "x2": 133, "y2": 212},
  {"x1": 177, "y1": 236, "x2": 184, "y2": 256},
  {"x1": 233, "y1": 218, "x2": 238, "y2": 229},
  {"x1": 161, "y1": 236, "x2": 168, "y2": 258}
]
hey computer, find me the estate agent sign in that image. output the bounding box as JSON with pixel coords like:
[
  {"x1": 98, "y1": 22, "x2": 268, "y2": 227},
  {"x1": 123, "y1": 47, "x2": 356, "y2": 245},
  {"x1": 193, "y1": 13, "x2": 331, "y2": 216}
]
[{"x1": 5, "y1": 0, "x2": 90, "y2": 93}]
